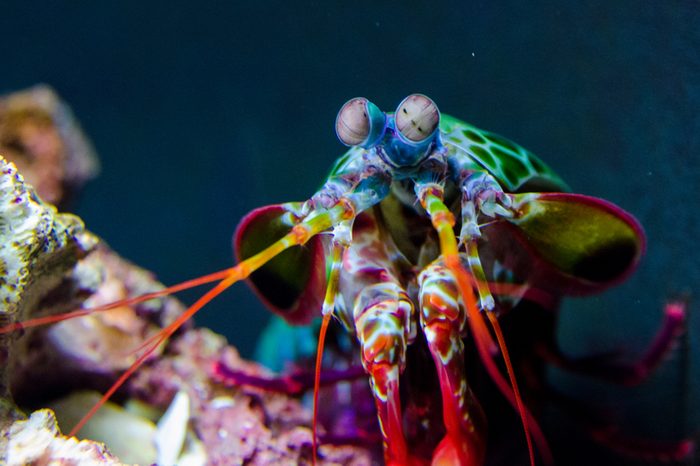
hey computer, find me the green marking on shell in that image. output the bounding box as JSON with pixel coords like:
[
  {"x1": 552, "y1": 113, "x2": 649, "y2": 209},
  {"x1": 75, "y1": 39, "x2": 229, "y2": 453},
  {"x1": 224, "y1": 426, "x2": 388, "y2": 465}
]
[
  {"x1": 484, "y1": 132, "x2": 522, "y2": 154},
  {"x1": 462, "y1": 128, "x2": 487, "y2": 144},
  {"x1": 439, "y1": 114, "x2": 568, "y2": 192},
  {"x1": 469, "y1": 145, "x2": 497, "y2": 170},
  {"x1": 491, "y1": 146, "x2": 530, "y2": 180}
]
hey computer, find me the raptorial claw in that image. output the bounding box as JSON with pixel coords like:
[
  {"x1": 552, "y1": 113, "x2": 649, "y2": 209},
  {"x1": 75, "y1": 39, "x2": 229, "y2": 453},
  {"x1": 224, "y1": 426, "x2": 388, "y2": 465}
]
[
  {"x1": 462, "y1": 172, "x2": 514, "y2": 218},
  {"x1": 482, "y1": 199, "x2": 513, "y2": 219},
  {"x1": 458, "y1": 173, "x2": 515, "y2": 247}
]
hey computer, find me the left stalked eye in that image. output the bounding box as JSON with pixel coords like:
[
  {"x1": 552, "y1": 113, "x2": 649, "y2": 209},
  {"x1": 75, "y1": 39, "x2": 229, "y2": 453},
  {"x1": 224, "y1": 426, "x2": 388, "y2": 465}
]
[
  {"x1": 395, "y1": 94, "x2": 440, "y2": 142},
  {"x1": 335, "y1": 97, "x2": 385, "y2": 147}
]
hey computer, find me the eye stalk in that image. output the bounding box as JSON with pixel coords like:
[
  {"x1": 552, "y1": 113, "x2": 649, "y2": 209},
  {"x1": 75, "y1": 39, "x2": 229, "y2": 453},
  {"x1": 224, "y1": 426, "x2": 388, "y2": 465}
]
[
  {"x1": 335, "y1": 97, "x2": 386, "y2": 148},
  {"x1": 395, "y1": 94, "x2": 440, "y2": 143}
]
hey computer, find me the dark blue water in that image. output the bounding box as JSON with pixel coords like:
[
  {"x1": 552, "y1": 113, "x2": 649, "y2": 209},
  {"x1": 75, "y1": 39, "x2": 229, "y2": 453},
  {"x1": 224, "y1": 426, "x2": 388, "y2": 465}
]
[{"x1": 2, "y1": 2, "x2": 697, "y2": 464}]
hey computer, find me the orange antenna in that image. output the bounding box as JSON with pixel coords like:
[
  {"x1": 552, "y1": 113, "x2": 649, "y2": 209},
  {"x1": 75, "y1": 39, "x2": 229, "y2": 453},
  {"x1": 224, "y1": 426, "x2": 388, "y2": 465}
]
[
  {"x1": 312, "y1": 312, "x2": 332, "y2": 466},
  {"x1": 0, "y1": 267, "x2": 235, "y2": 334},
  {"x1": 69, "y1": 273, "x2": 239, "y2": 436},
  {"x1": 448, "y1": 255, "x2": 544, "y2": 466},
  {"x1": 312, "y1": 239, "x2": 346, "y2": 465},
  {"x1": 487, "y1": 311, "x2": 535, "y2": 465}
]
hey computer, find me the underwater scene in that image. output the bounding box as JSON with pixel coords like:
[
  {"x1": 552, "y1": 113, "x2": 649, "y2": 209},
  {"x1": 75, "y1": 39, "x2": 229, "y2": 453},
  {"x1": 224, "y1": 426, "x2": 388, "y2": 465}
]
[{"x1": 0, "y1": 2, "x2": 697, "y2": 465}]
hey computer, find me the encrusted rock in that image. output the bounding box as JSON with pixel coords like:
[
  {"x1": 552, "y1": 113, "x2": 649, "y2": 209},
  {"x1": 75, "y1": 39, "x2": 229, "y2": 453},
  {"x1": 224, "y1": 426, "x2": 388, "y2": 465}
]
[
  {"x1": 9, "y1": 243, "x2": 187, "y2": 408},
  {"x1": 0, "y1": 156, "x2": 97, "y2": 427},
  {"x1": 4, "y1": 409, "x2": 121, "y2": 466},
  {"x1": 127, "y1": 328, "x2": 372, "y2": 465},
  {"x1": 0, "y1": 85, "x2": 99, "y2": 208}
]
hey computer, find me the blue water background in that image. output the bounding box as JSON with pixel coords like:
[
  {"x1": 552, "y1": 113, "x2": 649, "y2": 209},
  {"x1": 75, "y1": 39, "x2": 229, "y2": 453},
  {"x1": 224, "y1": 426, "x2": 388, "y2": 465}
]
[{"x1": 2, "y1": 2, "x2": 697, "y2": 464}]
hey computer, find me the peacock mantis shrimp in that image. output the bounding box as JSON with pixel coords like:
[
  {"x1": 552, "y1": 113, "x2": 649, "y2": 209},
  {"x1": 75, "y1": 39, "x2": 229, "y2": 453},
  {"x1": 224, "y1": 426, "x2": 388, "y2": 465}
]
[{"x1": 2, "y1": 94, "x2": 689, "y2": 465}]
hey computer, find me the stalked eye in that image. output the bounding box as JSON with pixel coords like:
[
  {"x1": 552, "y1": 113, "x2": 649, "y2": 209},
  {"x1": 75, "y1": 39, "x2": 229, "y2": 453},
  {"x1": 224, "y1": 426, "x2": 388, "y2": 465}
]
[
  {"x1": 395, "y1": 94, "x2": 440, "y2": 142},
  {"x1": 335, "y1": 97, "x2": 386, "y2": 148}
]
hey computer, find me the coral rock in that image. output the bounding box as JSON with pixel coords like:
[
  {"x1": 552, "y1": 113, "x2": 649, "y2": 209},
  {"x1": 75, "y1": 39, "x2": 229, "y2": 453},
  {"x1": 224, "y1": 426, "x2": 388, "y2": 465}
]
[
  {"x1": 0, "y1": 85, "x2": 99, "y2": 207},
  {"x1": 4, "y1": 409, "x2": 122, "y2": 466},
  {"x1": 0, "y1": 156, "x2": 97, "y2": 427}
]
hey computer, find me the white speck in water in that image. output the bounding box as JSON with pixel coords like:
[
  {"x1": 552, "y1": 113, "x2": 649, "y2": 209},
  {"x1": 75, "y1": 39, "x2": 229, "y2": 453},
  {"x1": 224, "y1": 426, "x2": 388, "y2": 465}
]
[
  {"x1": 648, "y1": 171, "x2": 653, "y2": 176},
  {"x1": 471, "y1": 52, "x2": 475, "y2": 57}
]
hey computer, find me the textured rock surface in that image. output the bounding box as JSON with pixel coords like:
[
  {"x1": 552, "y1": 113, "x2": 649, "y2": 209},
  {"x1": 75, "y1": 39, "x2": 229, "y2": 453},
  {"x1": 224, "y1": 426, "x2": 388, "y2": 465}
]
[
  {"x1": 0, "y1": 157, "x2": 97, "y2": 427},
  {"x1": 127, "y1": 329, "x2": 371, "y2": 465},
  {"x1": 0, "y1": 85, "x2": 99, "y2": 208},
  {"x1": 4, "y1": 409, "x2": 121, "y2": 466}
]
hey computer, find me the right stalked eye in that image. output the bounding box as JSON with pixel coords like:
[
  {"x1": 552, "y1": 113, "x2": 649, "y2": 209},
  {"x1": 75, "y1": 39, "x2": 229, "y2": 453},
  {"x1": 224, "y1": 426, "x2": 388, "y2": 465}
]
[
  {"x1": 335, "y1": 97, "x2": 386, "y2": 148},
  {"x1": 395, "y1": 94, "x2": 440, "y2": 143}
]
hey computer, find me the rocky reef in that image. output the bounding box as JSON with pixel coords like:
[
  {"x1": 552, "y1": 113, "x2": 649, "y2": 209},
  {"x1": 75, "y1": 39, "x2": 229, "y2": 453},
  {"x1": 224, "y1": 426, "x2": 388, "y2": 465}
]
[
  {"x1": 0, "y1": 87, "x2": 371, "y2": 465},
  {"x1": 0, "y1": 85, "x2": 99, "y2": 209}
]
